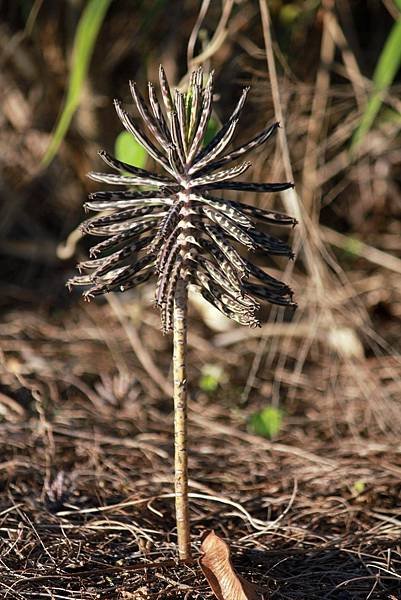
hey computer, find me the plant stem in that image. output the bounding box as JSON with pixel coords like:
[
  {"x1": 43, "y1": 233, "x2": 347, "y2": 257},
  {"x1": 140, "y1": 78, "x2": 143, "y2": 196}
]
[{"x1": 173, "y1": 277, "x2": 191, "y2": 561}]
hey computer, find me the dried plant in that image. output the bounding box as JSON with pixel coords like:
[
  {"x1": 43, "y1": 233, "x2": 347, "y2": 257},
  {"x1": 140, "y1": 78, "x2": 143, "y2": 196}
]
[
  {"x1": 200, "y1": 530, "x2": 261, "y2": 599},
  {"x1": 69, "y1": 66, "x2": 296, "y2": 560}
]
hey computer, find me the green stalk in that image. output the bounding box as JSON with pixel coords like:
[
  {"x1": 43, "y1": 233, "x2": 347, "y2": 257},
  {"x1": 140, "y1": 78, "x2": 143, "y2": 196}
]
[
  {"x1": 351, "y1": 13, "x2": 401, "y2": 152},
  {"x1": 42, "y1": 0, "x2": 111, "y2": 166}
]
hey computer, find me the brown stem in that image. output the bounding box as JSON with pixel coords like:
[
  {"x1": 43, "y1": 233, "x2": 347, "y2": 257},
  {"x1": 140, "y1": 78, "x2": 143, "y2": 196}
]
[{"x1": 173, "y1": 277, "x2": 191, "y2": 560}]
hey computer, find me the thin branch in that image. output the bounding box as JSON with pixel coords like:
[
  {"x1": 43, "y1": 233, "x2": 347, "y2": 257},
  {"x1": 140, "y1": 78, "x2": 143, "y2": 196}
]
[{"x1": 106, "y1": 293, "x2": 173, "y2": 397}]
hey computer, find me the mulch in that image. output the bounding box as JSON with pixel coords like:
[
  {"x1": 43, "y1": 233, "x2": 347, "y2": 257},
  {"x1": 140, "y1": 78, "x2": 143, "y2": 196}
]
[{"x1": 1, "y1": 301, "x2": 401, "y2": 599}]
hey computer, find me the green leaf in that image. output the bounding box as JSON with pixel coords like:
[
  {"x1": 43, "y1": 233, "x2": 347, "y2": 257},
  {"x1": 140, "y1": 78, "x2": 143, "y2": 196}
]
[
  {"x1": 199, "y1": 364, "x2": 226, "y2": 393},
  {"x1": 279, "y1": 4, "x2": 301, "y2": 26},
  {"x1": 202, "y1": 117, "x2": 219, "y2": 147},
  {"x1": 351, "y1": 17, "x2": 401, "y2": 152},
  {"x1": 353, "y1": 480, "x2": 365, "y2": 495},
  {"x1": 249, "y1": 406, "x2": 284, "y2": 439},
  {"x1": 42, "y1": 0, "x2": 111, "y2": 167},
  {"x1": 115, "y1": 131, "x2": 148, "y2": 169},
  {"x1": 199, "y1": 374, "x2": 219, "y2": 393}
]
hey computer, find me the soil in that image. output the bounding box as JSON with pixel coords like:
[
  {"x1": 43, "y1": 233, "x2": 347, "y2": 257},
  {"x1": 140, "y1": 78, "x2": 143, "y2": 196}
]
[{"x1": 1, "y1": 299, "x2": 401, "y2": 600}]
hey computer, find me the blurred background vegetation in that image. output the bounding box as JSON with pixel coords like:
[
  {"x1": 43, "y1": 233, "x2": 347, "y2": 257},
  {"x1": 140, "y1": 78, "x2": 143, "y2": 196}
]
[{"x1": 1, "y1": 0, "x2": 401, "y2": 434}]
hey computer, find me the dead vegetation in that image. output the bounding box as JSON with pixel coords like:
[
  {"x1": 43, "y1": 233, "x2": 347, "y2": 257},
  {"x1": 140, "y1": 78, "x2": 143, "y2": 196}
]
[{"x1": 1, "y1": 1, "x2": 401, "y2": 598}]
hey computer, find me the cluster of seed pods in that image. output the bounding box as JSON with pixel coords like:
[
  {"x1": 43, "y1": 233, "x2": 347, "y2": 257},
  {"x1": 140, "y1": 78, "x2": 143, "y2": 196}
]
[{"x1": 69, "y1": 66, "x2": 297, "y2": 332}]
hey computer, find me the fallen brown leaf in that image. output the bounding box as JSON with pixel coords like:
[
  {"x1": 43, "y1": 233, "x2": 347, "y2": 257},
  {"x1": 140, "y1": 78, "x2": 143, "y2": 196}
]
[{"x1": 199, "y1": 530, "x2": 265, "y2": 600}]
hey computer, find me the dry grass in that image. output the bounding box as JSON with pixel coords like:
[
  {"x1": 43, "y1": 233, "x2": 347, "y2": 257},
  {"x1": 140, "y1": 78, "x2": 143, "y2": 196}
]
[{"x1": 1, "y1": 303, "x2": 401, "y2": 599}]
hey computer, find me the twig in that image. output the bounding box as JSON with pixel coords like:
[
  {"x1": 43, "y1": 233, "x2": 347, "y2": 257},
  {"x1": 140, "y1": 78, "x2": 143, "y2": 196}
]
[
  {"x1": 187, "y1": 0, "x2": 211, "y2": 69},
  {"x1": 190, "y1": 411, "x2": 336, "y2": 467},
  {"x1": 301, "y1": 0, "x2": 336, "y2": 215},
  {"x1": 187, "y1": 0, "x2": 235, "y2": 69},
  {"x1": 258, "y1": 0, "x2": 326, "y2": 290},
  {"x1": 106, "y1": 293, "x2": 173, "y2": 397},
  {"x1": 321, "y1": 226, "x2": 401, "y2": 275}
]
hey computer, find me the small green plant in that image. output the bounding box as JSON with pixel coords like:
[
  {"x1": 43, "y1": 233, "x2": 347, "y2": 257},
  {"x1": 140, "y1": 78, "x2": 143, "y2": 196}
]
[
  {"x1": 249, "y1": 405, "x2": 284, "y2": 439},
  {"x1": 352, "y1": 480, "x2": 366, "y2": 495},
  {"x1": 69, "y1": 66, "x2": 296, "y2": 560},
  {"x1": 199, "y1": 364, "x2": 227, "y2": 393}
]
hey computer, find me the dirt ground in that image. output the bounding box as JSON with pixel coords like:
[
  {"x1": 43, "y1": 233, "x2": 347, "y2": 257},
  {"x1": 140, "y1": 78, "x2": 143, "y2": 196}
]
[{"x1": 1, "y1": 296, "x2": 401, "y2": 600}]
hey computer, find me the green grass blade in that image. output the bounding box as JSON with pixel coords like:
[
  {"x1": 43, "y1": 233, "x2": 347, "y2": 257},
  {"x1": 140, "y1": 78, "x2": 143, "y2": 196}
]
[
  {"x1": 351, "y1": 17, "x2": 401, "y2": 152},
  {"x1": 42, "y1": 0, "x2": 111, "y2": 167}
]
